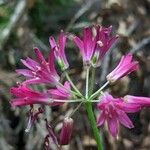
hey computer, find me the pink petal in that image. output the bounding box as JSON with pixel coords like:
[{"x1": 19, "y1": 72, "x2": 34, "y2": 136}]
[
  {"x1": 16, "y1": 69, "x2": 34, "y2": 77},
  {"x1": 97, "y1": 111, "x2": 106, "y2": 126},
  {"x1": 21, "y1": 57, "x2": 39, "y2": 71},
  {"x1": 115, "y1": 101, "x2": 141, "y2": 113},
  {"x1": 10, "y1": 98, "x2": 51, "y2": 106},
  {"x1": 107, "y1": 116, "x2": 119, "y2": 137},
  {"x1": 49, "y1": 36, "x2": 57, "y2": 49},
  {"x1": 58, "y1": 31, "x2": 66, "y2": 53},
  {"x1": 125, "y1": 95, "x2": 150, "y2": 107},
  {"x1": 34, "y1": 47, "x2": 47, "y2": 66},
  {"x1": 83, "y1": 27, "x2": 95, "y2": 60},
  {"x1": 73, "y1": 36, "x2": 84, "y2": 57},
  {"x1": 116, "y1": 109, "x2": 134, "y2": 128},
  {"x1": 22, "y1": 78, "x2": 44, "y2": 85}
]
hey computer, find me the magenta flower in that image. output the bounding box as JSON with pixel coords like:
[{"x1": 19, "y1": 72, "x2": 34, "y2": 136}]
[
  {"x1": 73, "y1": 26, "x2": 97, "y2": 64},
  {"x1": 47, "y1": 81, "x2": 71, "y2": 106},
  {"x1": 92, "y1": 26, "x2": 118, "y2": 67},
  {"x1": 97, "y1": 93, "x2": 141, "y2": 137},
  {"x1": 73, "y1": 25, "x2": 118, "y2": 66},
  {"x1": 10, "y1": 82, "x2": 71, "y2": 107},
  {"x1": 49, "y1": 31, "x2": 69, "y2": 70},
  {"x1": 59, "y1": 117, "x2": 74, "y2": 145},
  {"x1": 106, "y1": 53, "x2": 139, "y2": 83},
  {"x1": 124, "y1": 95, "x2": 150, "y2": 107},
  {"x1": 16, "y1": 47, "x2": 59, "y2": 85}
]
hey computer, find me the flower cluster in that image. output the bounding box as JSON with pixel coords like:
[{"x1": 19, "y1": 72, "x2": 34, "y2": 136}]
[{"x1": 10, "y1": 25, "x2": 150, "y2": 148}]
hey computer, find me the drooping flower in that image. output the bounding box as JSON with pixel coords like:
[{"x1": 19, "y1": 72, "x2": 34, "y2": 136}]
[
  {"x1": 106, "y1": 53, "x2": 139, "y2": 83},
  {"x1": 49, "y1": 31, "x2": 69, "y2": 70},
  {"x1": 16, "y1": 47, "x2": 60, "y2": 85},
  {"x1": 124, "y1": 95, "x2": 150, "y2": 107},
  {"x1": 97, "y1": 93, "x2": 141, "y2": 137},
  {"x1": 59, "y1": 117, "x2": 74, "y2": 145},
  {"x1": 10, "y1": 82, "x2": 71, "y2": 107},
  {"x1": 73, "y1": 25, "x2": 118, "y2": 66},
  {"x1": 92, "y1": 26, "x2": 118, "y2": 67}
]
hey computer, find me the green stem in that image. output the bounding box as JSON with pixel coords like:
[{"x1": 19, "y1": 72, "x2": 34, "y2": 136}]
[
  {"x1": 64, "y1": 71, "x2": 83, "y2": 98},
  {"x1": 57, "y1": 82, "x2": 80, "y2": 98},
  {"x1": 89, "y1": 81, "x2": 109, "y2": 100},
  {"x1": 89, "y1": 67, "x2": 95, "y2": 96},
  {"x1": 85, "y1": 66, "x2": 90, "y2": 99},
  {"x1": 85, "y1": 102, "x2": 103, "y2": 150}
]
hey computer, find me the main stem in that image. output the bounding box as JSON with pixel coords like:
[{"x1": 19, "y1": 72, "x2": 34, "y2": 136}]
[
  {"x1": 85, "y1": 66, "x2": 103, "y2": 150},
  {"x1": 85, "y1": 102, "x2": 103, "y2": 150}
]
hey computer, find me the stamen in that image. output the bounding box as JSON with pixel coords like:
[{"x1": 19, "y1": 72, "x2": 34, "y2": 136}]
[{"x1": 97, "y1": 40, "x2": 103, "y2": 47}]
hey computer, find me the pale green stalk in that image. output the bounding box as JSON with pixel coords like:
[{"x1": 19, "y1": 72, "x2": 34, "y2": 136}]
[
  {"x1": 85, "y1": 66, "x2": 103, "y2": 150},
  {"x1": 89, "y1": 81, "x2": 109, "y2": 100},
  {"x1": 64, "y1": 71, "x2": 84, "y2": 98}
]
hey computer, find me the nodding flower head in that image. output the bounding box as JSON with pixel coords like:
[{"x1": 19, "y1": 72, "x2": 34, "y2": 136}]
[
  {"x1": 16, "y1": 47, "x2": 60, "y2": 85},
  {"x1": 97, "y1": 93, "x2": 141, "y2": 137},
  {"x1": 49, "y1": 31, "x2": 69, "y2": 71},
  {"x1": 106, "y1": 53, "x2": 139, "y2": 83}
]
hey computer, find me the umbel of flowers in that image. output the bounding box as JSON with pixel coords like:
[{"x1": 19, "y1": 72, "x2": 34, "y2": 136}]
[{"x1": 10, "y1": 25, "x2": 150, "y2": 150}]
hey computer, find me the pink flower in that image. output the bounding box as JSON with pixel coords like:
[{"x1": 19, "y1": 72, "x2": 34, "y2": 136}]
[
  {"x1": 47, "y1": 81, "x2": 71, "y2": 106},
  {"x1": 49, "y1": 31, "x2": 69, "y2": 70},
  {"x1": 16, "y1": 47, "x2": 59, "y2": 85},
  {"x1": 73, "y1": 26, "x2": 97, "y2": 64},
  {"x1": 106, "y1": 53, "x2": 139, "y2": 83},
  {"x1": 124, "y1": 95, "x2": 150, "y2": 107},
  {"x1": 92, "y1": 26, "x2": 118, "y2": 67},
  {"x1": 10, "y1": 82, "x2": 71, "y2": 107},
  {"x1": 97, "y1": 93, "x2": 141, "y2": 137},
  {"x1": 73, "y1": 25, "x2": 118, "y2": 66},
  {"x1": 59, "y1": 117, "x2": 74, "y2": 145}
]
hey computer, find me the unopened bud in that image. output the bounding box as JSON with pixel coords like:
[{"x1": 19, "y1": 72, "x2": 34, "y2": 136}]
[{"x1": 59, "y1": 117, "x2": 73, "y2": 145}]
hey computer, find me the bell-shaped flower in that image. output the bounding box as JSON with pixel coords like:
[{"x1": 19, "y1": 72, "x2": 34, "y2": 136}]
[
  {"x1": 59, "y1": 117, "x2": 74, "y2": 145},
  {"x1": 16, "y1": 47, "x2": 59, "y2": 85},
  {"x1": 97, "y1": 93, "x2": 141, "y2": 137},
  {"x1": 106, "y1": 53, "x2": 139, "y2": 83},
  {"x1": 124, "y1": 95, "x2": 150, "y2": 107},
  {"x1": 49, "y1": 31, "x2": 69, "y2": 71},
  {"x1": 10, "y1": 82, "x2": 71, "y2": 107},
  {"x1": 73, "y1": 26, "x2": 97, "y2": 65},
  {"x1": 92, "y1": 26, "x2": 118, "y2": 67},
  {"x1": 73, "y1": 25, "x2": 118, "y2": 66}
]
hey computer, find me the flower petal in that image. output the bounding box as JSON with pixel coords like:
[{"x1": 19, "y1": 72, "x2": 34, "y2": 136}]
[
  {"x1": 97, "y1": 111, "x2": 106, "y2": 126},
  {"x1": 116, "y1": 109, "x2": 134, "y2": 128}
]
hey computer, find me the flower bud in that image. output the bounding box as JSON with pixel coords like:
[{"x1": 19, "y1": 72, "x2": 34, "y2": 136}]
[{"x1": 59, "y1": 117, "x2": 73, "y2": 145}]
